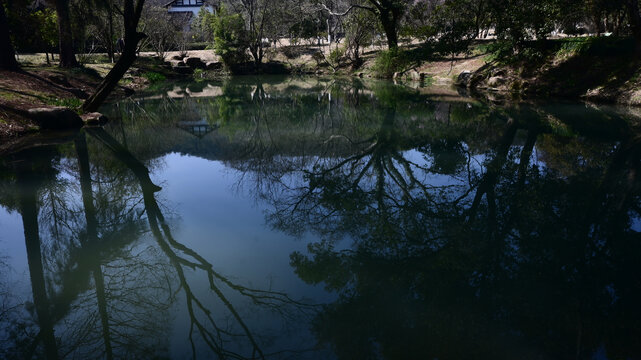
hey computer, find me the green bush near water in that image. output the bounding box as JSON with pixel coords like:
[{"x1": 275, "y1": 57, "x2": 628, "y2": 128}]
[
  {"x1": 143, "y1": 72, "x2": 167, "y2": 83},
  {"x1": 372, "y1": 49, "x2": 410, "y2": 78}
]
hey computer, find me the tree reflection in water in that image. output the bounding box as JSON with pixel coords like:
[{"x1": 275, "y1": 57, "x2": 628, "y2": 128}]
[
  {"x1": 0, "y1": 129, "x2": 314, "y2": 359},
  {"x1": 1, "y1": 77, "x2": 641, "y2": 360},
  {"x1": 216, "y1": 81, "x2": 641, "y2": 359}
]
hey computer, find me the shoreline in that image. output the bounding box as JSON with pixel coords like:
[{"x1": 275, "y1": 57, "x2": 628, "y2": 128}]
[{"x1": 2, "y1": 39, "x2": 641, "y2": 150}]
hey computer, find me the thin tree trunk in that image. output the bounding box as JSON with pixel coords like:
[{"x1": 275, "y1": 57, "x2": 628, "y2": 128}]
[
  {"x1": 75, "y1": 133, "x2": 114, "y2": 360},
  {"x1": 55, "y1": 0, "x2": 79, "y2": 67},
  {"x1": 0, "y1": 2, "x2": 20, "y2": 70},
  {"x1": 108, "y1": 0, "x2": 115, "y2": 63}
]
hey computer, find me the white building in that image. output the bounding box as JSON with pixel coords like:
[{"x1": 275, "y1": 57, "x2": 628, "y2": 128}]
[{"x1": 165, "y1": 0, "x2": 214, "y2": 17}]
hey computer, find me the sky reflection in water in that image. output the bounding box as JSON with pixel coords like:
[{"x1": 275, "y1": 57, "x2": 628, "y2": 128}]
[{"x1": 1, "y1": 76, "x2": 640, "y2": 360}]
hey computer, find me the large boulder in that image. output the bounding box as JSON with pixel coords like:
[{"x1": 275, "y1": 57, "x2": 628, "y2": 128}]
[
  {"x1": 81, "y1": 112, "x2": 109, "y2": 126},
  {"x1": 47, "y1": 74, "x2": 71, "y2": 87},
  {"x1": 172, "y1": 65, "x2": 194, "y2": 74},
  {"x1": 184, "y1": 57, "x2": 206, "y2": 69},
  {"x1": 170, "y1": 60, "x2": 185, "y2": 67},
  {"x1": 407, "y1": 69, "x2": 422, "y2": 81},
  {"x1": 457, "y1": 71, "x2": 473, "y2": 87},
  {"x1": 28, "y1": 107, "x2": 84, "y2": 130},
  {"x1": 205, "y1": 61, "x2": 223, "y2": 70},
  {"x1": 488, "y1": 76, "x2": 507, "y2": 88}
]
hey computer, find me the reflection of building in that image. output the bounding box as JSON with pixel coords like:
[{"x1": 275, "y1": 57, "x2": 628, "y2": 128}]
[{"x1": 177, "y1": 119, "x2": 217, "y2": 139}]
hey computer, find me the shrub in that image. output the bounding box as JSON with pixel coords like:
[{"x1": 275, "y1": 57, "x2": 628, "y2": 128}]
[
  {"x1": 328, "y1": 47, "x2": 346, "y2": 68},
  {"x1": 143, "y1": 72, "x2": 166, "y2": 83},
  {"x1": 210, "y1": 6, "x2": 250, "y2": 69},
  {"x1": 372, "y1": 49, "x2": 409, "y2": 78}
]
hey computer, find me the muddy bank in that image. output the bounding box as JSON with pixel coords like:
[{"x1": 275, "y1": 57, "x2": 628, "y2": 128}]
[{"x1": 457, "y1": 38, "x2": 641, "y2": 106}]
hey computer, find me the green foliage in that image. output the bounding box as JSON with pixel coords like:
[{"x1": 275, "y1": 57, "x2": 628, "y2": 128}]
[
  {"x1": 45, "y1": 97, "x2": 83, "y2": 111},
  {"x1": 344, "y1": 10, "x2": 377, "y2": 62},
  {"x1": 289, "y1": 17, "x2": 326, "y2": 40},
  {"x1": 328, "y1": 47, "x2": 346, "y2": 68},
  {"x1": 31, "y1": 9, "x2": 57, "y2": 50},
  {"x1": 556, "y1": 36, "x2": 635, "y2": 58},
  {"x1": 372, "y1": 49, "x2": 409, "y2": 78},
  {"x1": 192, "y1": 7, "x2": 214, "y2": 43},
  {"x1": 430, "y1": 0, "x2": 479, "y2": 57},
  {"x1": 143, "y1": 72, "x2": 167, "y2": 84},
  {"x1": 209, "y1": 6, "x2": 249, "y2": 69},
  {"x1": 490, "y1": 0, "x2": 561, "y2": 49},
  {"x1": 6, "y1": 4, "x2": 58, "y2": 54}
]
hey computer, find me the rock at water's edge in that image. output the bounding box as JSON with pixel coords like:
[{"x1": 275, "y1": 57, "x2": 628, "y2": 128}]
[
  {"x1": 81, "y1": 112, "x2": 109, "y2": 126},
  {"x1": 205, "y1": 61, "x2": 223, "y2": 70},
  {"x1": 27, "y1": 107, "x2": 84, "y2": 130},
  {"x1": 172, "y1": 65, "x2": 194, "y2": 74},
  {"x1": 184, "y1": 57, "x2": 206, "y2": 69},
  {"x1": 457, "y1": 71, "x2": 472, "y2": 87}
]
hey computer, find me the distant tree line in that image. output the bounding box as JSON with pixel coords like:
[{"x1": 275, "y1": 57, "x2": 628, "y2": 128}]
[{"x1": 2, "y1": 0, "x2": 641, "y2": 103}]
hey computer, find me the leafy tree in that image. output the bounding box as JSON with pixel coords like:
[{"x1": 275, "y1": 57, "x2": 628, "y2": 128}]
[
  {"x1": 429, "y1": 0, "x2": 484, "y2": 58},
  {"x1": 31, "y1": 9, "x2": 58, "y2": 65},
  {"x1": 141, "y1": 6, "x2": 181, "y2": 60},
  {"x1": 344, "y1": 9, "x2": 377, "y2": 64},
  {"x1": 488, "y1": 0, "x2": 560, "y2": 49},
  {"x1": 320, "y1": 0, "x2": 407, "y2": 49},
  {"x1": 210, "y1": 6, "x2": 250, "y2": 69}
]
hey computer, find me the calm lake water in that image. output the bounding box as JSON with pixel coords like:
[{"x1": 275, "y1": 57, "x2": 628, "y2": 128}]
[{"x1": 1, "y1": 76, "x2": 641, "y2": 359}]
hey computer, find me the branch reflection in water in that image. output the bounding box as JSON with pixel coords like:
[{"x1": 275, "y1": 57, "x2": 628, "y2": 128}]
[
  {"x1": 1, "y1": 76, "x2": 641, "y2": 360},
  {"x1": 0, "y1": 126, "x2": 317, "y2": 359}
]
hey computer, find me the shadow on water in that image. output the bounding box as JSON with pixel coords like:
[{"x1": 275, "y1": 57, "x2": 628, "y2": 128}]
[{"x1": 1, "y1": 76, "x2": 641, "y2": 359}]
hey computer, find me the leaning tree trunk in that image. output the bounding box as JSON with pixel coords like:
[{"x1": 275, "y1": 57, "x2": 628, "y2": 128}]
[
  {"x1": 55, "y1": 0, "x2": 79, "y2": 67},
  {"x1": 0, "y1": 2, "x2": 20, "y2": 70},
  {"x1": 83, "y1": 0, "x2": 146, "y2": 112}
]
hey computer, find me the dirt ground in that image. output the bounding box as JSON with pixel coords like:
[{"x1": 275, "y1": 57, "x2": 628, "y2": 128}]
[{"x1": 0, "y1": 68, "x2": 99, "y2": 138}]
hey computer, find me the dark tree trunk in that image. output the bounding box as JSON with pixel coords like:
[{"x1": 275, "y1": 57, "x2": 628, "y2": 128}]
[
  {"x1": 381, "y1": 15, "x2": 398, "y2": 49},
  {"x1": 83, "y1": 0, "x2": 146, "y2": 112},
  {"x1": 378, "y1": 7, "x2": 399, "y2": 50},
  {"x1": 55, "y1": 0, "x2": 79, "y2": 67},
  {"x1": 627, "y1": 0, "x2": 641, "y2": 50},
  {"x1": 82, "y1": 38, "x2": 140, "y2": 111},
  {"x1": 0, "y1": 3, "x2": 20, "y2": 70}
]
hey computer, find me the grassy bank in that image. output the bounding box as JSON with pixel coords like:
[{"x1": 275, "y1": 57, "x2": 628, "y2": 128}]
[
  {"x1": 0, "y1": 56, "x2": 187, "y2": 140},
  {"x1": 3, "y1": 37, "x2": 640, "y2": 143}
]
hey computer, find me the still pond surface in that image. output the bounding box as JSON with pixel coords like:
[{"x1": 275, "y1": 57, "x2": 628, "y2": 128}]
[{"x1": 1, "y1": 76, "x2": 641, "y2": 359}]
